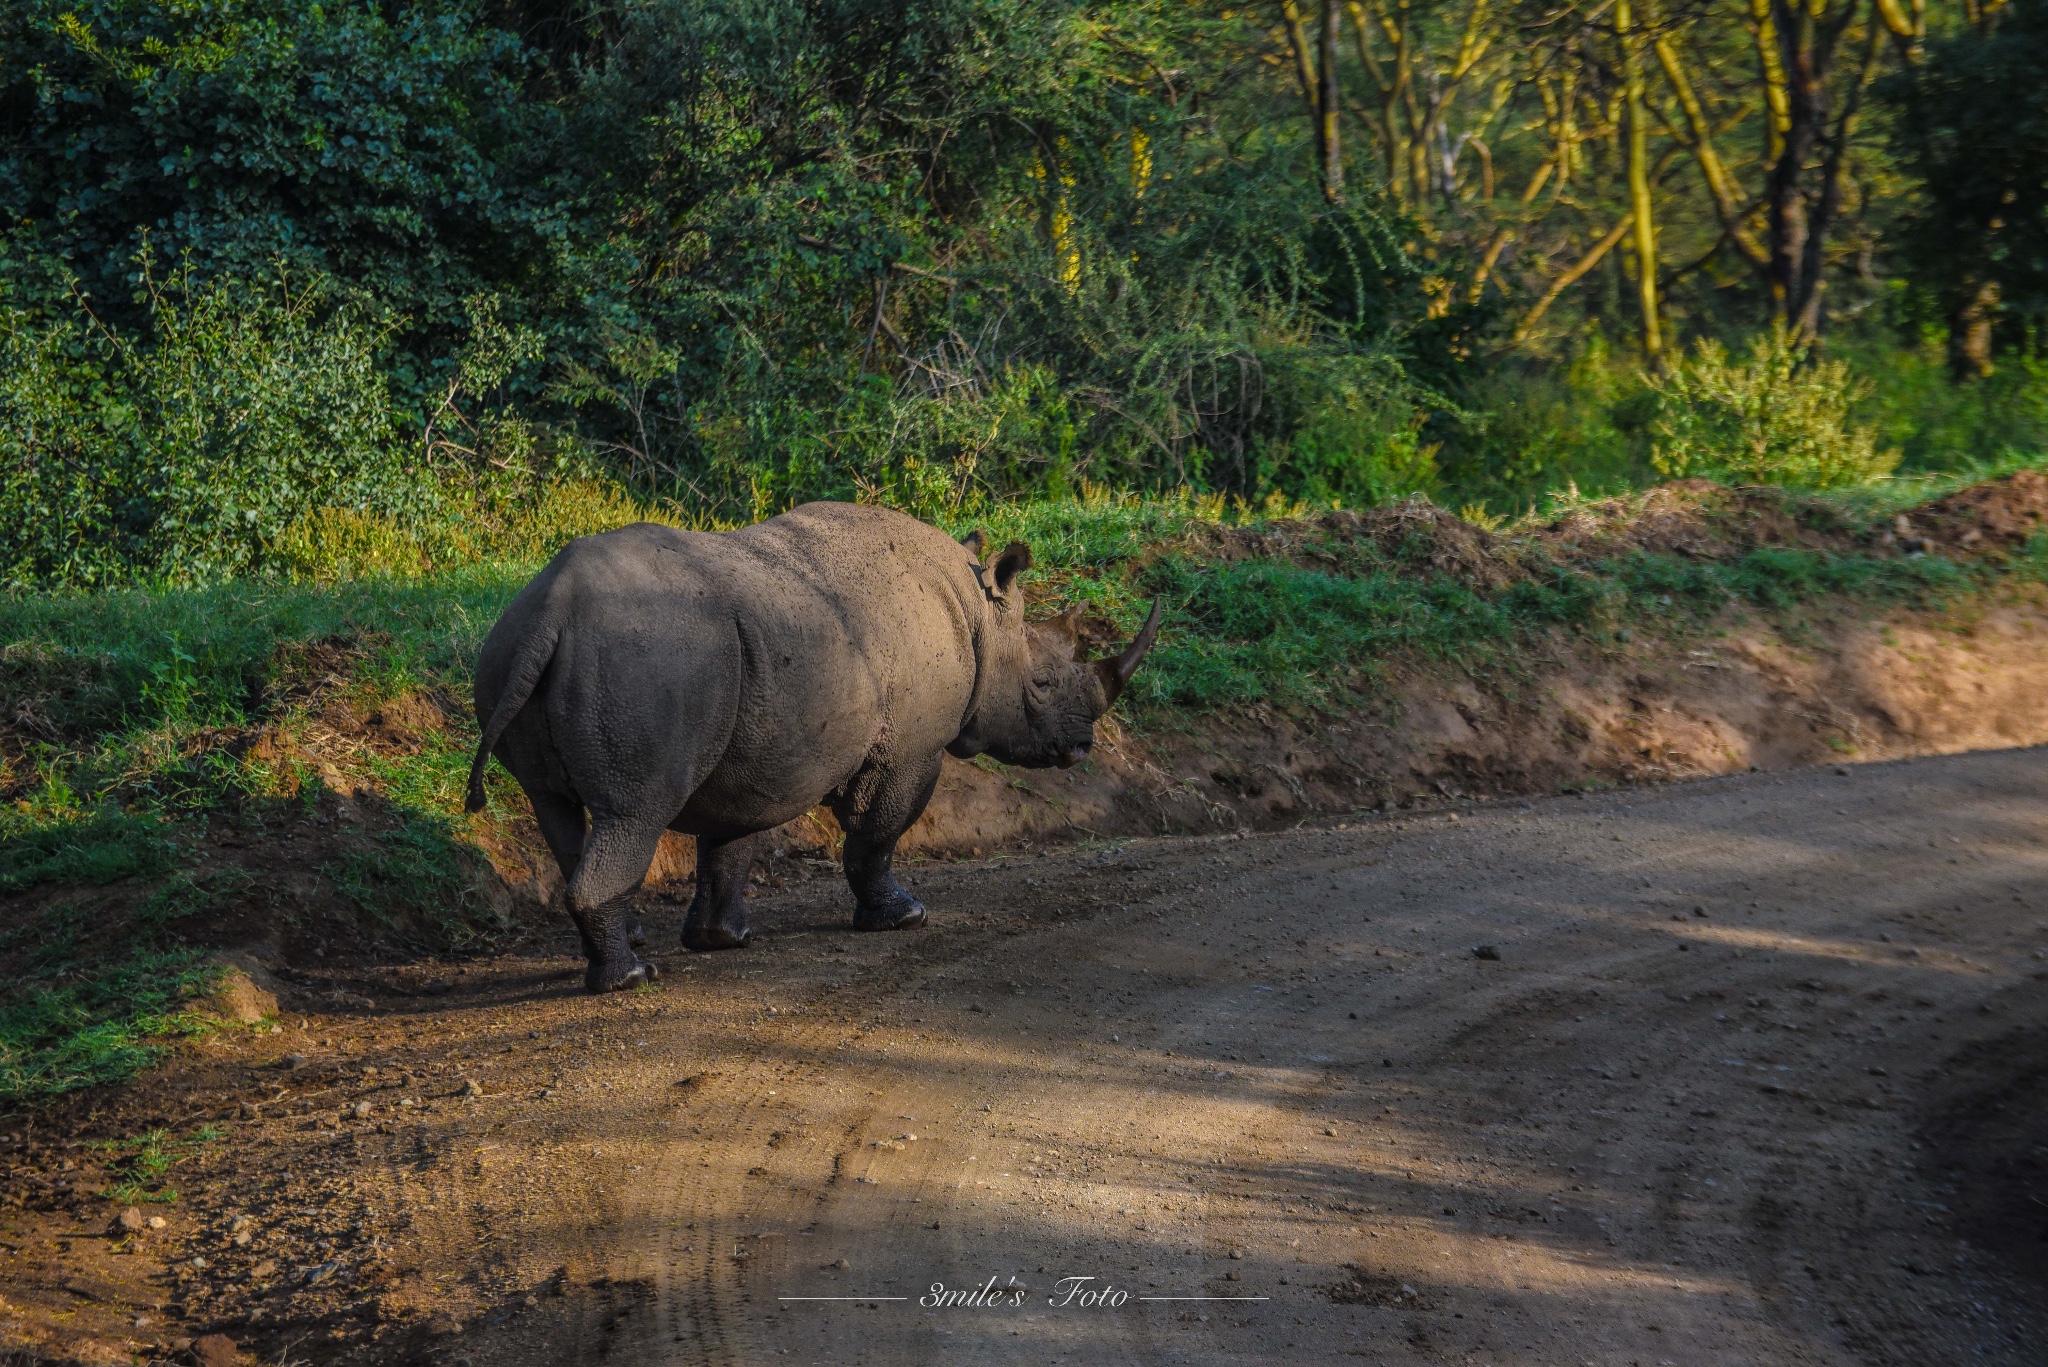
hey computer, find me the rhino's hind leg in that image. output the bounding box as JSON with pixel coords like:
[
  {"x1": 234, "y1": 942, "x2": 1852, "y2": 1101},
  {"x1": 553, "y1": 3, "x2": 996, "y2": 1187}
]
[
  {"x1": 529, "y1": 792, "x2": 595, "y2": 958},
  {"x1": 682, "y1": 833, "x2": 759, "y2": 952},
  {"x1": 835, "y1": 756, "x2": 939, "y2": 933},
  {"x1": 567, "y1": 817, "x2": 666, "y2": 993}
]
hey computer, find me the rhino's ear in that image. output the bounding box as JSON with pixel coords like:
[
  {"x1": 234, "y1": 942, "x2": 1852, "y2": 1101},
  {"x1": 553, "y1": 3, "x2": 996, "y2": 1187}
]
[
  {"x1": 960, "y1": 529, "x2": 987, "y2": 560},
  {"x1": 992, "y1": 541, "x2": 1032, "y2": 599}
]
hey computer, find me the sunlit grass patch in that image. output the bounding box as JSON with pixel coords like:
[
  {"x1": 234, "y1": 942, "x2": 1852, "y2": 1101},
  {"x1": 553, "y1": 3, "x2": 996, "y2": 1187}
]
[{"x1": 97, "y1": 1124, "x2": 223, "y2": 1205}]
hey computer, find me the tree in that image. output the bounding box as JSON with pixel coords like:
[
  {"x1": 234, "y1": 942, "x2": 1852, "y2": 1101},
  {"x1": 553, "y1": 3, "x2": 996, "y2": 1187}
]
[{"x1": 0, "y1": 1, "x2": 553, "y2": 333}]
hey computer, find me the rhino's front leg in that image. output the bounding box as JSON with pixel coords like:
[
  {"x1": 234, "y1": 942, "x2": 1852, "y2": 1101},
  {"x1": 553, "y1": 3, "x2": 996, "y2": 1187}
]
[
  {"x1": 835, "y1": 755, "x2": 940, "y2": 933},
  {"x1": 843, "y1": 832, "x2": 927, "y2": 931},
  {"x1": 682, "y1": 833, "x2": 759, "y2": 952}
]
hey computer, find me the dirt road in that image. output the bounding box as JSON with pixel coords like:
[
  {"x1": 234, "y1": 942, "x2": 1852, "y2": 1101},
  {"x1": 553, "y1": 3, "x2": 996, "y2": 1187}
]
[{"x1": 15, "y1": 748, "x2": 2048, "y2": 1366}]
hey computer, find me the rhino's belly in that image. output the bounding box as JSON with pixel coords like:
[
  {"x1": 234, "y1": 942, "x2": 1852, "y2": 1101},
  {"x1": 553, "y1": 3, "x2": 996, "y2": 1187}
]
[
  {"x1": 667, "y1": 788, "x2": 821, "y2": 839},
  {"x1": 667, "y1": 743, "x2": 862, "y2": 838}
]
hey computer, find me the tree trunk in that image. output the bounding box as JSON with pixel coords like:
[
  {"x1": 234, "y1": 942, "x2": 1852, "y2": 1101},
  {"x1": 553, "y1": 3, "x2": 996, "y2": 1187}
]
[
  {"x1": 1319, "y1": 1, "x2": 1344, "y2": 201},
  {"x1": 1949, "y1": 278, "x2": 2000, "y2": 379},
  {"x1": 1280, "y1": 1, "x2": 1324, "y2": 162},
  {"x1": 1654, "y1": 32, "x2": 1770, "y2": 270},
  {"x1": 1618, "y1": 0, "x2": 1662, "y2": 355}
]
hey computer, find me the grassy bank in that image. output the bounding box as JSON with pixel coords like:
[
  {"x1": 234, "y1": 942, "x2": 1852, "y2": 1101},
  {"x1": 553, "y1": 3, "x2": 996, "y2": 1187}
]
[{"x1": 3, "y1": 472, "x2": 2044, "y2": 1106}]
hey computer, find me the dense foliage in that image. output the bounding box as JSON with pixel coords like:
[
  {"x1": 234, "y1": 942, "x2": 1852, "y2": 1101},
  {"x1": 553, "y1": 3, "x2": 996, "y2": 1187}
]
[
  {"x1": 0, "y1": 0, "x2": 1460, "y2": 585},
  {"x1": 1882, "y1": 0, "x2": 2048, "y2": 371},
  {"x1": 0, "y1": 0, "x2": 2044, "y2": 586}
]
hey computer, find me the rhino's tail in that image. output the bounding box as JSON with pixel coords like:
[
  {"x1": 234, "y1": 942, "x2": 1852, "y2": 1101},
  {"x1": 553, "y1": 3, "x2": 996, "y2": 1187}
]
[{"x1": 465, "y1": 622, "x2": 559, "y2": 814}]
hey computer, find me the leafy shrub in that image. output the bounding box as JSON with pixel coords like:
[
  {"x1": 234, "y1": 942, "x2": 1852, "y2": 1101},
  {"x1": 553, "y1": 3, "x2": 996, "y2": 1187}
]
[
  {"x1": 267, "y1": 479, "x2": 681, "y2": 581},
  {"x1": 0, "y1": 0, "x2": 1458, "y2": 566},
  {"x1": 1436, "y1": 330, "x2": 1660, "y2": 512},
  {"x1": 1649, "y1": 330, "x2": 1900, "y2": 490},
  {"x1": 0, "y1": 257, "x2": 430, "y2": 586},
  {"x1": 0, "y1": 0, "x2": 546, "y2": 333},
  {"x1": 1253, "y1": 359, "x2": 1441, "y2": 509},
  {"x1": 1833, "y1": 329, "x2": 2048, "y2": 472}
]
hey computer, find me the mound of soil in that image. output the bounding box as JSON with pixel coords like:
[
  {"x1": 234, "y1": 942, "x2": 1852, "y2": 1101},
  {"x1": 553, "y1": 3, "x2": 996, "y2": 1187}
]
[{"x1": 1898, "y1": 467, "x2": 2048, "y2": 554}]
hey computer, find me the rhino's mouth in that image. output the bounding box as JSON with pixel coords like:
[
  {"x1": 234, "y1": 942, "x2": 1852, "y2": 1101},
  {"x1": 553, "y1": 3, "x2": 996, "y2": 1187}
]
[{"x1": 1057, "y1": 743, "x2": 1091, "y2": 769}]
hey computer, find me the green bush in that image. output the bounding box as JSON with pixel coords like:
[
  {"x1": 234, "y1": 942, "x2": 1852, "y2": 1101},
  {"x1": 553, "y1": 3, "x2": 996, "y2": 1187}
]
[
  {"x1": 1435, "y1": 330, "x2": 1660, "y2": 513},
  {"x1": 1834, "y1": 329, "x2": 2048, "y2": 472},
  {"x1": 0, "y1": 0, "x2": 1461, "y2": 576},
  {"x1": 267, "y1": 479, "x2": 674, "y2": 582},
  {"x1": 1649, "y1": 330, "x2": 1900, "y2": 490},
  {"x1": 0, "y1": 256, "x2": 431, "y2": 587}
]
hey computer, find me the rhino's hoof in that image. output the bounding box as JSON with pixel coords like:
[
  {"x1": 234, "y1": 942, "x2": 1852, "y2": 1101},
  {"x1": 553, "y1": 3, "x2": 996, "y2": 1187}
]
[
  {"x1": 854, "y1": 897, "x2": 927, "y2": 933},
  {"x1": 681, "y1": 922, "x2": 752, "y2": 953},
  {"x1": 585, "y1": 957, "x2": 660, "y2": 994}
]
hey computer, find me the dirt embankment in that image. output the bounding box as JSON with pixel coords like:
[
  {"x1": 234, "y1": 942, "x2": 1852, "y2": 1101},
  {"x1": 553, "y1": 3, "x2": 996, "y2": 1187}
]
[
  {"x1": 881, "y1": 583, "x2": 2048, "y2": 853},
  {"x1": 52, "y1": 472, "x2": 2045, "y2": 929}
]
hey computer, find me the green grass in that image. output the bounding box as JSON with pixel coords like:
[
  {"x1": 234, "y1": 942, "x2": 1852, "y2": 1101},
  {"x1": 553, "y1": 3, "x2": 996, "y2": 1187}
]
[
  {"x1": 97, "y1": 1125, "x2": 223, "y2": 1204},
  {"x1": 0, "y1": 806, "x2": 182, "y2": 892},
  {"x1": 0, "y1": 561, "x2": 535, "y2": 741},
  {"x1": 1119, "y1": 540, "x2": 1991, "y2": 712},
  {"x1": 0, "y1": 942, "x2": 228, "y2": 1104},
  {"x1": 0, "y1": 865, "x2": 268, "y2": 1105},
  {"x1": 1615, "y1": 543, "x2": 1983, "y2": 611}
]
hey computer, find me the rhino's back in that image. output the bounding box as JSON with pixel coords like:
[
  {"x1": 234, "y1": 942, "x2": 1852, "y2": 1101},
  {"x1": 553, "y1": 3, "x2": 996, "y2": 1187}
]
[
  {"x1": 710, "y1": 502, "x2": 988, "y2": 765},
  {"x1": 725, "y1": 502, "x2": 986, "y2": 688}
]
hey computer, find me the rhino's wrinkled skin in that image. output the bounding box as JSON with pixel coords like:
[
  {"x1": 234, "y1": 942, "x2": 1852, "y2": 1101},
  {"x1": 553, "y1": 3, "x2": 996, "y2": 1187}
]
[{"x1": 466, "y1": 502, "x2": 1159, "y2": 993}]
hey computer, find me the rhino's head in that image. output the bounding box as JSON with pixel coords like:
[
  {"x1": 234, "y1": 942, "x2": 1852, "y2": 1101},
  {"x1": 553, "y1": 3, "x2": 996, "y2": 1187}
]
[{"x1": 949, "y1": 532, "x2": 1162, "y2": 770}]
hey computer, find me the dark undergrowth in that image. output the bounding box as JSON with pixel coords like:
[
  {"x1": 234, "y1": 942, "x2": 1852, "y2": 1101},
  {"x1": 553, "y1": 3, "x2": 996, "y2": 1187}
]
[{"x1": 0, "y1": 870, "x2": 243, "y2": 1103}]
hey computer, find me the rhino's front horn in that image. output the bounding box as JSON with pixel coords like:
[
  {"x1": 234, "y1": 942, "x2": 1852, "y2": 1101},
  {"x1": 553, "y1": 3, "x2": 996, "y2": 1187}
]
[{"x1": 1095, "y1": 599, "x2": 1163, "y2": 706}]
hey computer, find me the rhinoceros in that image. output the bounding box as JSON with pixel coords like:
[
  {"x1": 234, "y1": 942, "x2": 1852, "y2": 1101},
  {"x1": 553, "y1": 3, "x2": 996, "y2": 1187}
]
[{"x1": 464, "y1": 501, "x2": 1160, "y2": 992}]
